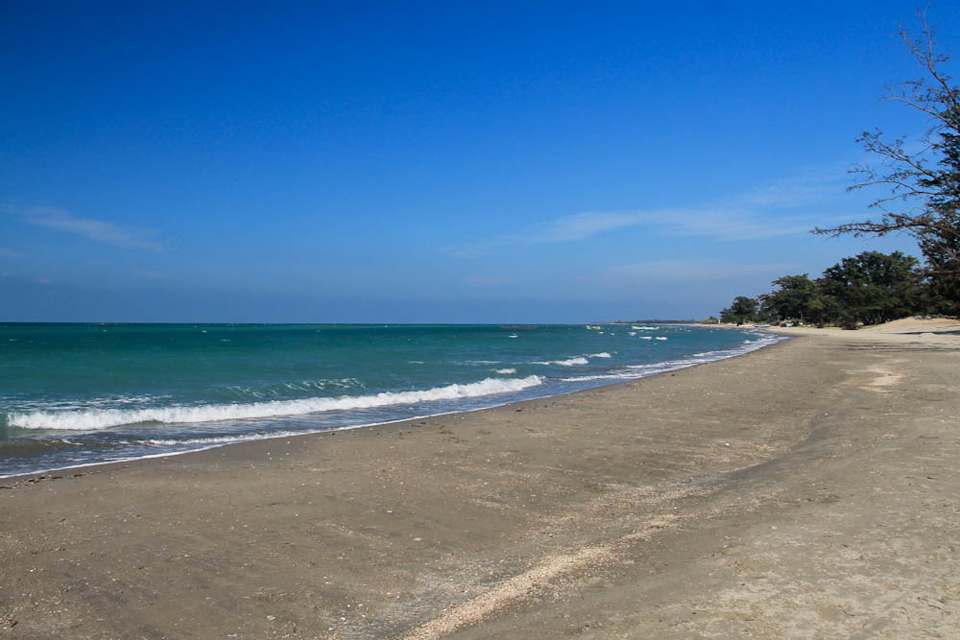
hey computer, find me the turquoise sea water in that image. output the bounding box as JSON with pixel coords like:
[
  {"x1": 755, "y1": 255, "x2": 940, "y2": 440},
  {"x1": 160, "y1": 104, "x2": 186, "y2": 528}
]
[{"x1": 0, "y1": 323, "x2": 780, "y2": 478}]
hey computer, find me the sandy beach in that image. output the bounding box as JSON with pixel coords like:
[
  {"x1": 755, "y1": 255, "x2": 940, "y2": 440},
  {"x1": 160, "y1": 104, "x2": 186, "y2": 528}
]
[{"x1": 1, "y1": 321, "x2": 959, "y2": 638}]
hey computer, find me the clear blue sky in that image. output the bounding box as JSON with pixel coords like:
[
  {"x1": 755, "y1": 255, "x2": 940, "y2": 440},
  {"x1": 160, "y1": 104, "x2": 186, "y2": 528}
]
[{"x1": 2, "y1": 1, "x2": 957, "y2": 322}]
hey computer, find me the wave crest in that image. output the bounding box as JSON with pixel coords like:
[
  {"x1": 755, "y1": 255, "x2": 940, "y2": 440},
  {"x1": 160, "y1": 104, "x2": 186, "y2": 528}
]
[
  {"x1": 534, "y1": 352, "x2": 611, "y2": 366},
  {"x1": 7, "y1": 376, "x2": 545, "y2": 432},
  {"x1": 532, "y1": 356, "x2": 589, "y2": 366}
]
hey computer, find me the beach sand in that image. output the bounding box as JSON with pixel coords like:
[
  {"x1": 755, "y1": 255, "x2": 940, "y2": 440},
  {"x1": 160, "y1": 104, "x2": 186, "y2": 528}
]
[{"x1": 1, "y1": 322, "x2": 959, "y2": 638}]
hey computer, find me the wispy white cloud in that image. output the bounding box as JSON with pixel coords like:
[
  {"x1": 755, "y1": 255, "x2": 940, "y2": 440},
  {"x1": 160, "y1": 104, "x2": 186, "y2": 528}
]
[
  {"x1": 447, "y1": 172, "x2": 855, "y2": 257},
  {"x1": 731, "y1": 174, "x2": 843, "y2": 209},
  {"x1": 537, "y1": 208, "x2": 822, "y2": 244},
  {"x1": 0, "y1": 248, "x2": 25, "y2": 258},
  {"x1": 3, "y1": 205, "x2": 163, "y2": 251},
  {"x1": 534, "y1": 211, "x2": 648, "y2": 242},
  {"x1": 597, "y1": 259, "x2": 802, "y2": 285}
]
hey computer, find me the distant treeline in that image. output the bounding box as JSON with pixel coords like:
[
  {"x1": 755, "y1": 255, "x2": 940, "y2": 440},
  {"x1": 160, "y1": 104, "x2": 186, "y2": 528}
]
[{"x1": 714, "y1": 250, "x2": 952, "y2": 329}]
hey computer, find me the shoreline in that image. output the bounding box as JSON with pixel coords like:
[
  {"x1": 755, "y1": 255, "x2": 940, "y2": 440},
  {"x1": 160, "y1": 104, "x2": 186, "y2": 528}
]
[
  {"x1": 1, "y1": 327, "x2": 958, "y2": 637},
  {"x1": 0, "y1": 328, "x2": 779, "y2": 482}
]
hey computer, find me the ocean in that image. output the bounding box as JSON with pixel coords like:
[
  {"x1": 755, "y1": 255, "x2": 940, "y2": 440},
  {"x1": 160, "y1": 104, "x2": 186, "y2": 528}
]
[{"x1": 0, "y1": 323, "x2": 780, "y2": 478}]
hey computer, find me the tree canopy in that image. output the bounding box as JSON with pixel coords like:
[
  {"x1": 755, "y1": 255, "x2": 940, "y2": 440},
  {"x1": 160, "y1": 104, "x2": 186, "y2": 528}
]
[
  {"x1": 720, "y1": 250, "x2": 926, "y2": 328},
  {"x1": 818, "y1": 251, "x2": 922, "y2": 326},
  {"x1": 761, "y1": 275, "x2": 822, "y2": 324},
  {"x1": 719, "y1": 296, "x2": 758, "y2": 325}
]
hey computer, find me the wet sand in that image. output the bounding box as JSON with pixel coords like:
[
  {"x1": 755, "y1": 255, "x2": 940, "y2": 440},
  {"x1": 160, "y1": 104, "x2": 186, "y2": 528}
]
[{"x1": 1, "y1": 325, "x2": 958, "y2": 638}]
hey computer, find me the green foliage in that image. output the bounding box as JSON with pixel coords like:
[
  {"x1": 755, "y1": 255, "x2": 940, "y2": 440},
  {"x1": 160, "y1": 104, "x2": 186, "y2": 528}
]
[
  {"x1": 818, "y1": 251, "x2": 923, "y2": 325},
  {"x1": 761, "y1": 274, "x2": 822, "y2": 323},
  {"x1": 720, "y1": 251, "x2": 926, "y2": 328},
  {"x1": 720, "y1": 296, "x2": 758, "y2": 325}
]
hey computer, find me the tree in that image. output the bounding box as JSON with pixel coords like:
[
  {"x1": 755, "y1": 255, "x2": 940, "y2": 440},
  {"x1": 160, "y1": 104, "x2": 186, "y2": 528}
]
[
  {"x1": 813, "y1": 13, "x2": 960, "y2": 315},
  {"x1": 761, "y1": 274, "x2": 822, "y2": 323},
  {"x1": 818, "y1": 251, "x2": 923, "y2": 326},
  {"x1": 720, "y1": 296, "x2": 758, "y2": 325}
]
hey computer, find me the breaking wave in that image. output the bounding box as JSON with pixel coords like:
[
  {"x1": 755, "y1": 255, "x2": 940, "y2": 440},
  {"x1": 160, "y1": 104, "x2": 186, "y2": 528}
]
[
  {"x1": 534, "y1": 352, "x2": 612, "y2": 367},
  {"x1": 7, "y1": 376, "x2": 545, "y2": 432}
]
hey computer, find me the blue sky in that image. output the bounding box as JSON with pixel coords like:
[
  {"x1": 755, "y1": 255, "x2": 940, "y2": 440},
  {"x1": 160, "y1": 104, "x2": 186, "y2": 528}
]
[{"x1": 2, "y1": 1, "x2": 957, "y2": 323}]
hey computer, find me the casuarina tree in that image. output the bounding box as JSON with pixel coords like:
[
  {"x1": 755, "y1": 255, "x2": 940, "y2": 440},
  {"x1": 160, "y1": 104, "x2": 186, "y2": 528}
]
[
  {"x1": 814, "y1": 13, "x2": 960, "y2": 315},
  {"x1": 719, "y1": 296, "x2": 758, "y2": 325}
]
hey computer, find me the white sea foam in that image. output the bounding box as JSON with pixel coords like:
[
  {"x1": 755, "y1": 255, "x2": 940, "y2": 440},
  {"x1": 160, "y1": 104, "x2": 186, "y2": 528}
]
[
  {"x1": 533, "y1": 352, "x2": 610, "y2": 367},
  {"x1": 495, "y1": 368, "x2": 517, "y2": 374},
  {"x1": 655, "y1": 337, "x2": 668, "y2": 341},
  {"x1": 533, "y1": 356, "x2": 589, "y2": 366},
  {"x1": 7, "y1": 376, "x2": 545, "y2": 432},
  {"x1": 140, "y1": 431, "x2": 311, "y2": 447},
  {"x1": 559, "y1": 332, "x2": 782, "y2": 383},
  {"x1": 640, "y1": 336, "x2": 653, "y2": 340}
]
